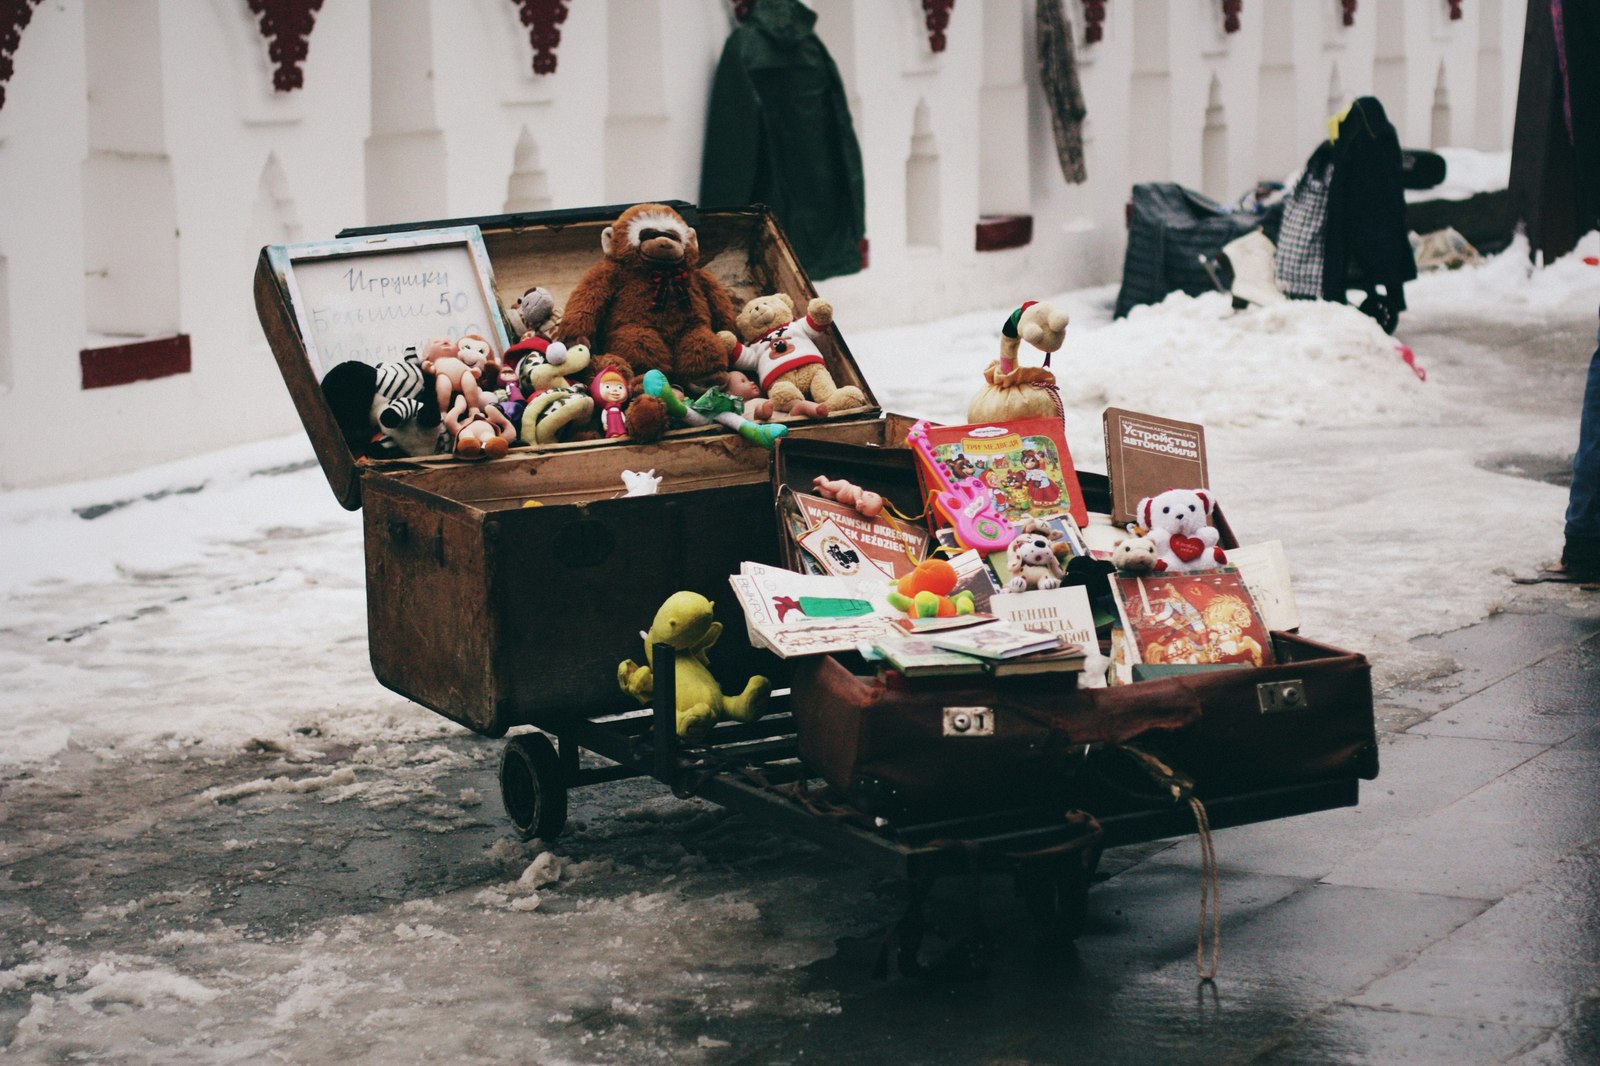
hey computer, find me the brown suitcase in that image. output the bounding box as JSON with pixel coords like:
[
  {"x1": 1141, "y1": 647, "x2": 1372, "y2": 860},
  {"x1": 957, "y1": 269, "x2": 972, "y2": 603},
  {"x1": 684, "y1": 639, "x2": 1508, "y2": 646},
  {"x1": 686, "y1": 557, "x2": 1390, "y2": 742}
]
[
  {"x1": 773, "y1": 440, "x2": 1377, "y2": 823},
  {"x1": 788, "y1": 632, "x2": 1378, "y2": 822},
  {"x1": 257, "y1": 202, "x2": 890, "y2": 737}
]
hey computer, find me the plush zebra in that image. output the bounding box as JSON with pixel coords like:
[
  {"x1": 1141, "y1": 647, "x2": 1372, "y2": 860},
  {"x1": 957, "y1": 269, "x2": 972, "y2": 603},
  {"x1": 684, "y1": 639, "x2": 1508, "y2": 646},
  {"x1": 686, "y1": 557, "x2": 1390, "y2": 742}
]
[{"x1": 369, "y1": 348, "x2": 443, "y2": 457}]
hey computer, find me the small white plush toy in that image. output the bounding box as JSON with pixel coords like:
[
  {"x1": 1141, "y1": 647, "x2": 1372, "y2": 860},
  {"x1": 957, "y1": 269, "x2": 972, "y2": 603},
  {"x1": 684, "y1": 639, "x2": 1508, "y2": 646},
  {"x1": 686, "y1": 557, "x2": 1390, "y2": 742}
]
[
  {"x1": 1136, "y1": 488, "x2": 1227, "y2": 573},
  {"x1": 1110, "y1": 534, "x2": 1160, "y2": 573},
  {"x1": 1002, "y1": 531, "x2": 1065, "y2": 593},
  {"x1": 621, "y1": 469, "x2": 662, "y2": 497}
]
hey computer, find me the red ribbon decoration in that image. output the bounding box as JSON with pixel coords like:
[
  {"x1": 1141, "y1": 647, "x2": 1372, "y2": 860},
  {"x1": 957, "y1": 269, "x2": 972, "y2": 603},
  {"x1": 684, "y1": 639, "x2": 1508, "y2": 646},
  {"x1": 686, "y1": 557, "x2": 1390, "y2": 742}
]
[
  {"x1": 512, "y1": 0, "x2": 570, "y2": 75},
  {"x1": 246, "y1": 0, "x2": 324, "y2": 92},
  {"x1": 1221, "y1": 0, "x2": 1242, "y2": 34},
  {"x1": 923, "y1": 0, "x2": 954, "y2": 53},
  {"x1": 1081, "y1": 0, "x2": 1106, "y2": 44}
]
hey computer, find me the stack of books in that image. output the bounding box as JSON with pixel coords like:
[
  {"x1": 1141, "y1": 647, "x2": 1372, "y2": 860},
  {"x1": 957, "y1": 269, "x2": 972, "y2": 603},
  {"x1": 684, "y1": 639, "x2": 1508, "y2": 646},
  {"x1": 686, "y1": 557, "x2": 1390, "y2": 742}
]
[{"x1": 870, "y1": 619, "x2": 1086, "y2": 681}]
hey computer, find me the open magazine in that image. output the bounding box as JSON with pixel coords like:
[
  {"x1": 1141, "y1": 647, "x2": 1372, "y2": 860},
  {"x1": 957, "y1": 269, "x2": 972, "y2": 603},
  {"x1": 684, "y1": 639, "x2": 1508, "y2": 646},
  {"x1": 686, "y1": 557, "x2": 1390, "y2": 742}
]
[{"x1": 728, "y1": 561, "x2": 897, "y2": 658}]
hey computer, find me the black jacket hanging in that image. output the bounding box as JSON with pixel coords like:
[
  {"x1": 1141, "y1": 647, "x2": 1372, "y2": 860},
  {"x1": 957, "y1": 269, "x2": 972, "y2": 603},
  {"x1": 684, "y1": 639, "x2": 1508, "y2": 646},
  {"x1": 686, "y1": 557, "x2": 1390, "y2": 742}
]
[
  {"x1": 1321, "y1": 97, "x2": 1417, "y2": 315},
  {"x1": 699, "y1": 0, "x2": 867, "y2": 280}
]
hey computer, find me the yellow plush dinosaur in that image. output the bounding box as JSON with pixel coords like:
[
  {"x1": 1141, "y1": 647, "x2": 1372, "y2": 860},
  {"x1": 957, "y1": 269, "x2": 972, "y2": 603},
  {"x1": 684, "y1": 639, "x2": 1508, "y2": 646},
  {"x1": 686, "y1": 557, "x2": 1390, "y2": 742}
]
[{"x1": 617, "y1": 591, "x2": 771, "y2": 741}]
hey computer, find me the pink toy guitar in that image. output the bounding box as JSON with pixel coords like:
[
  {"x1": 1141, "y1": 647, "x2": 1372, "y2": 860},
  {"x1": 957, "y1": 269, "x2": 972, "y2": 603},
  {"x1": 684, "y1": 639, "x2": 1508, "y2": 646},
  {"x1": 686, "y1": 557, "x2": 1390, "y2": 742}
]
[{"x1": 906, "y1": 419, "x2": 1018, "y2": 553}]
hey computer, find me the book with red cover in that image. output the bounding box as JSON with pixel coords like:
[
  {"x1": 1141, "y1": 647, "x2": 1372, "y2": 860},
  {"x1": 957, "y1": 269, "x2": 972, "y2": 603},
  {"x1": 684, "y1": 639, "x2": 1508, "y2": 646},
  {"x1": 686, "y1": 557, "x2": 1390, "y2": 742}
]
[
  {"x1": 1110, "y1": 569, "x2": 1275, "y2": 668},
  {"x1": 919, "y1": 417, "x2": 1088, "y2": 527},
  {"x1": 1102, "y1": 408, "x2": 1210, "y2": 526}
]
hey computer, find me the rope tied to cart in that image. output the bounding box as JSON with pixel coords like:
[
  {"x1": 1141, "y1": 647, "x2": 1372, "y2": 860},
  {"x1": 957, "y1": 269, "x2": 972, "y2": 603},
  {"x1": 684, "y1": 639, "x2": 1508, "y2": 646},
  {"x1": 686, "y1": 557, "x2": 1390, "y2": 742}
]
[{"x1": 1118, "y1": 745, "x2": 1222, "y2": 982}]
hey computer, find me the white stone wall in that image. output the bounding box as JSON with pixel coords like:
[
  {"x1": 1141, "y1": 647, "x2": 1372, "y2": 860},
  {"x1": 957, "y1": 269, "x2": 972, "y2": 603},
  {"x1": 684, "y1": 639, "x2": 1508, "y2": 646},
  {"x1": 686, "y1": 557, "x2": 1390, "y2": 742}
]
[{"x1": 0, "y1": 0, "x2": 1526, "y2": 490}]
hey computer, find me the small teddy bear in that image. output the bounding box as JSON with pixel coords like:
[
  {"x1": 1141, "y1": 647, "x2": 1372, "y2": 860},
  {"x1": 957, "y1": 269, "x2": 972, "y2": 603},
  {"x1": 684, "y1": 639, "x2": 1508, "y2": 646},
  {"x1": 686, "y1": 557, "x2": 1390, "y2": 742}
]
[
  {"x1": 1136, "y1": 488, "x2": 1227, "y2": 573},
  {"x1": 731, "y1": 294, "x2": 866, "y2": 417},
  {"x1": 1002, "y1": 531, "x2": 1065, "y2": 592},
  {"x1": 506, "y1": 285, "x2": 559, "y2": 338},
  {"x1": 1110, "y1": 535, "x2": 1160, "y2": 573}
]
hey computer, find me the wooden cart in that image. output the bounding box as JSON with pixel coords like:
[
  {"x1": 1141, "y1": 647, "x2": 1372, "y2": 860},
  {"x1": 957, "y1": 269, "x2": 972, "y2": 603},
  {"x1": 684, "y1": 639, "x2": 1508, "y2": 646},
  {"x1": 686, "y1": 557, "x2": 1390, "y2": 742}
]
[{"x1": 257, "y1": 203, "x2": 1377, "y2": 965}]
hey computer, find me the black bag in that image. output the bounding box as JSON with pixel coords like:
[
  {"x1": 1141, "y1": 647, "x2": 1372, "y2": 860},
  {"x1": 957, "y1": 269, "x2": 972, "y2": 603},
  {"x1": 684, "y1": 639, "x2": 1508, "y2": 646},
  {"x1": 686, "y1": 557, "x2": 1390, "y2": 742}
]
[{"x1": 1113, "y1": 183, "x2": 1282, "y2": 318}]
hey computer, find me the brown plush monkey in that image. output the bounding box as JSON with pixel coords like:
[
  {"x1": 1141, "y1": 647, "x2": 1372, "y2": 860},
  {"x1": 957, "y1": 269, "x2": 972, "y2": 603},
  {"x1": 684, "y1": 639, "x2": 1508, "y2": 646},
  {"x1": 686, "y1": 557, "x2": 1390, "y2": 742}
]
[{"x1": 555, "y1": 204, "x2": 739, "y2": 441}]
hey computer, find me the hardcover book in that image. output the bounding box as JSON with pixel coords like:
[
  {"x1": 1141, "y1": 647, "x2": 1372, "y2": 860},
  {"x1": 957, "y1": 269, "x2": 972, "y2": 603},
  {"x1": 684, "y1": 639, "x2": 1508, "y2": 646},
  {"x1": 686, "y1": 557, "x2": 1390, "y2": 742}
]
[
  {"x1": 988, "y1": 643, "x2": 1087, "y2": 678},
  {"x1": 920, "y1": 417, "x2": 1088, "y2": 527},
  {"x1": 1110, "y1": 569, "x2": 1275, "y2": 668},
  {"x1": 1102, "y1": 408, "x2": 1210, "y2": 526},
  {"x1": 929, "y1": 620, "x2": 1066, "y2": 661}
]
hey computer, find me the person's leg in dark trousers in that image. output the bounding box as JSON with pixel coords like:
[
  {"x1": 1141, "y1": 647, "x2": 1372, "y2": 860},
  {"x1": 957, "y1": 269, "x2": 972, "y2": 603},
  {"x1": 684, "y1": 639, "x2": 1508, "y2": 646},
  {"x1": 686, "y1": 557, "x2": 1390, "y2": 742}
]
[{"x1": 1563, "y1": 324, "x2": 1600, "y2": 580}]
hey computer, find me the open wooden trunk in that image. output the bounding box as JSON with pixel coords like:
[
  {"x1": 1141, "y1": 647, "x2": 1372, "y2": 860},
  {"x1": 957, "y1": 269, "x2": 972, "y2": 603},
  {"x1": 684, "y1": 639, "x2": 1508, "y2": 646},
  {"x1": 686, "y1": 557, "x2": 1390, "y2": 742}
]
[{"x1": 256, "y1": 203, "x2": 892, "y2": 736}]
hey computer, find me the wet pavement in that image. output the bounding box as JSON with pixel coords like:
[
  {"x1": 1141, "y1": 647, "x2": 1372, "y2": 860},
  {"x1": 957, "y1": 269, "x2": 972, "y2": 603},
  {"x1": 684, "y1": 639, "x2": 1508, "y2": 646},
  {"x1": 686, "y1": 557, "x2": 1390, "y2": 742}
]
[{"x1": 2, "y1": 591, "x2": 1598, "y2": 1063}]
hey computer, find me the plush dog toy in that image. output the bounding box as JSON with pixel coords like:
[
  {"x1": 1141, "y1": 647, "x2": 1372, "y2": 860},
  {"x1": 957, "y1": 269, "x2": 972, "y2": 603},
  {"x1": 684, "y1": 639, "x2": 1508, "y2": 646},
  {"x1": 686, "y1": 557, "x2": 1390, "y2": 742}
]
[
  {"x1": 617, "y1": 591, "x2": 771, "y2": 740},
  {"x1": 1137, "y1": 488, "x2": 1227, "y2": 573},
  {"x1": 1002, "y1": 531, "x2": 1066, "y2": 592},
  {"x1": 732, "y1": 294, "x2": 866, "y2": 418}
]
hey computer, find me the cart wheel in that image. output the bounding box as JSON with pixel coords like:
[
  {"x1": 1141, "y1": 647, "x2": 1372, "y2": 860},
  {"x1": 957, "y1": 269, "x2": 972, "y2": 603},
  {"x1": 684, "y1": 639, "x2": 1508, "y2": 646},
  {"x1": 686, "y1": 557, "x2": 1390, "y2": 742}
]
[{"x1": 499, "y1": 733, "x2": 567, "y2": 841}]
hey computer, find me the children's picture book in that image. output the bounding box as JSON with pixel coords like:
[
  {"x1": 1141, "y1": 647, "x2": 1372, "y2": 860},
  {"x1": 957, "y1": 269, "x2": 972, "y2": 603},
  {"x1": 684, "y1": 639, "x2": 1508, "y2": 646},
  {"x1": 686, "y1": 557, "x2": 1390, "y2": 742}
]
[
  {"x1": 728, "y1": 562, "x2": 895, "y2": 658},
  {"x1": 919, "y1": 417, "x2": 1088, "y2": 527},
  {"x1": 987, "y1": 585, "x2": 1097, "y2": 648},
  {"x1": 929, "y1": 620, "x2": 1066, "y2": 661},
  {"x1": 1102, "y1": 408, "x2": 1210, "y2": 527},
  {"x1": 787, "y1": 490, "x2": 929, "y2": 580},
  {"x1": 872, "y1": 632, "x2": 988, "y2": 678},
  {"x1": 1111, "y1": 569, "x2": 1275, "y2": 668}
]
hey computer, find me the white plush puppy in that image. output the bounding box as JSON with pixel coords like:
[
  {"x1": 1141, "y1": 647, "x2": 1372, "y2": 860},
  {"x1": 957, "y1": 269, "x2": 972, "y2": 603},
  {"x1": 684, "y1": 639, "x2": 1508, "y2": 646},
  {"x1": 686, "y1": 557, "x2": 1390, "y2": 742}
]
[{"x1": 1003, "y1": 532, "x2": 1065, "y2": 592}]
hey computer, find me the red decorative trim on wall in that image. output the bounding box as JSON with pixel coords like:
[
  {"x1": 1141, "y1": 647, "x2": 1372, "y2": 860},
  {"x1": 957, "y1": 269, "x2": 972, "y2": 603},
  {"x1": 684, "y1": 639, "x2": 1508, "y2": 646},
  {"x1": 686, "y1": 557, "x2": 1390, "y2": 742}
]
[
  {"x1": 1080, "y1": 1, "x2": 1105, "y2": 44},
  {"x1": 0, "y1": 0, "x2": 45, "y2": 111},
  {"x1": 1341, "y1": 1, "x2": 1358, "y2": 28},
  {"x1": 922, "y1": 0, "x2": 954, "y2": 53},
  {"x1": 513, "y1": 0, "x2": 570, "y2": 75},
  {"x1": 80, "y1": 335, "x2": 192, "y2": 390},
  {"x1": 246, "y1": 0, "x2": 323, "y2": 92},
  {"x1": 975, "y1": 214, "x2": 1034, "y2": 253},
  {"x1": 1221, "y1": 0, "x2": 1242, "y2": 34},
  {"x1": 1446, "y1": 0, "x2": 1463, "y2": 19}
]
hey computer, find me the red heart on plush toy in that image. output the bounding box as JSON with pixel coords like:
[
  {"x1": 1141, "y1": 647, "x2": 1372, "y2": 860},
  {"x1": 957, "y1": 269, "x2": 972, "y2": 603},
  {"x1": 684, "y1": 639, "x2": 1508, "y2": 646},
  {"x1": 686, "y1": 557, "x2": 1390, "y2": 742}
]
[{"x1": 1170, "y1": 535, "x2": 1205, "y2": 562}]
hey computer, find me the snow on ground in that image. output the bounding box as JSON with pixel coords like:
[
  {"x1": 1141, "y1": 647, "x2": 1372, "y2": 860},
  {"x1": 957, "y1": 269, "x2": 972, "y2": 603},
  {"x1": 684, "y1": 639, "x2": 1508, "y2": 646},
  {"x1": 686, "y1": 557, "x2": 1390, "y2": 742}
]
[{"x1": 1, "y1": 235, "x2": 1597, "y2": 765}]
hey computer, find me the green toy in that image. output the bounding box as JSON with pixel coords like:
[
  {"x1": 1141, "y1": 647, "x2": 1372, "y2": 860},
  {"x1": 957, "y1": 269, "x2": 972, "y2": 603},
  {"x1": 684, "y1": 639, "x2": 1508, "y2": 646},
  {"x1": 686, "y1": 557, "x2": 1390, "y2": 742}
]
[
  {"x1": 641, "y1": 369, "x2": 787, "y2": 449},
  {"x1": 617, "y1": 591, "x2": 772, "y2": 741}
]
